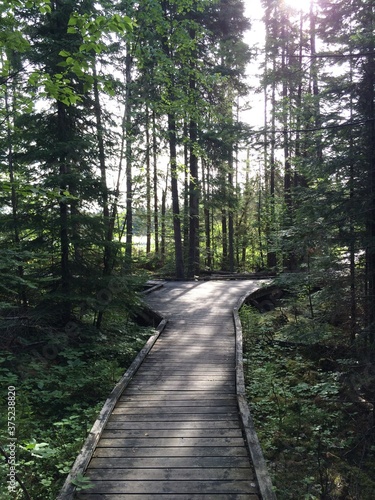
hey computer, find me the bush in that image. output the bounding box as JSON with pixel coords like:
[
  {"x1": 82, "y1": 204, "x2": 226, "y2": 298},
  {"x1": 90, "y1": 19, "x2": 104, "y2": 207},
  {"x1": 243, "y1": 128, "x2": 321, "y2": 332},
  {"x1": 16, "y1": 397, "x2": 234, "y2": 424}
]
[
  {"x1": 0, "y1": 319, "x2": 153, "y2": 499},
  {"x1": 240, "y1": 304, "x2": 375, "y2": 499}
]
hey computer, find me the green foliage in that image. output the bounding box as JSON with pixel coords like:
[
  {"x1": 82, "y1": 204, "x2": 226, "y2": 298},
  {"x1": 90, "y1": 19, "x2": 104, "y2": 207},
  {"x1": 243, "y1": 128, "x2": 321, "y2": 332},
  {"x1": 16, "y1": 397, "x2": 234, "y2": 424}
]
[
  {"x1": 240, "y1": 304, "x2": 375, "y2": 499},
  {"x1": 71, "y1": 473, "x2": 93, "y2": 491},
  {"x1": 0, "y1": 317, "x2": 154, "y2": 499}
]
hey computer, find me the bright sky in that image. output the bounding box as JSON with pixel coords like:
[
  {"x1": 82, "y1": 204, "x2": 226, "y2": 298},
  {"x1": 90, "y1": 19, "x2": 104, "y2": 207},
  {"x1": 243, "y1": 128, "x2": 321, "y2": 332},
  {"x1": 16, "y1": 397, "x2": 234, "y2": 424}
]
[{"x1": 241, "y1": 0, "x2": 265, "y2": 130}]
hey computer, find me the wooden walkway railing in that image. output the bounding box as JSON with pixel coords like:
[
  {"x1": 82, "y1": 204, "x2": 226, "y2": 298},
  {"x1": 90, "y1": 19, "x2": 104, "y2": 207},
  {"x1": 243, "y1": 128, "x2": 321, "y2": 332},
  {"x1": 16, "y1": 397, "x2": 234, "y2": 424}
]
[{"x1": 58, "y1": 280, "x2": 275, "y2": 499}]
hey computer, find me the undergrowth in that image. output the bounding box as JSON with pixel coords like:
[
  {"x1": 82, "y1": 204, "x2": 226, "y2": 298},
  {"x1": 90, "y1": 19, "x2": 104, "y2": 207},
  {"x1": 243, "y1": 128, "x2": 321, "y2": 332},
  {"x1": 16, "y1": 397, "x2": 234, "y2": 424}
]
[
  {"x1": 0, "y1": 315, "x2": 154, "y2": 499},
  {"x1": 240, "y1": 303, "x2": 375, "y2": 499}
]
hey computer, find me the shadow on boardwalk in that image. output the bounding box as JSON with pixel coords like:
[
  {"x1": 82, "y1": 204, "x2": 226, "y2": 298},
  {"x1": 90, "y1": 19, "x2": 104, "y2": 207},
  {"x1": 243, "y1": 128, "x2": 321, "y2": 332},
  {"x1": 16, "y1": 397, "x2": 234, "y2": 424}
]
[{"x1": 59, "y1": 280, "x2": 275, "y2": 500}]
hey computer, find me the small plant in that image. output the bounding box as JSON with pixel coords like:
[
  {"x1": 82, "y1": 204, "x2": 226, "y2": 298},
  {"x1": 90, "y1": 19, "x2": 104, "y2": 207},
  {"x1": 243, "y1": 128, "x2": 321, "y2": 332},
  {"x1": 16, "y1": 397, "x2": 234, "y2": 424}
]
[
  {"x1": 240, "y1": 303, "x2": 375, "y2": 499},
  {"x1": 71, "y1": 473, "x2": 93, "y2": 491},
  {"x1": 0, "y1": 317, "x2": 155, "y2": 499}
]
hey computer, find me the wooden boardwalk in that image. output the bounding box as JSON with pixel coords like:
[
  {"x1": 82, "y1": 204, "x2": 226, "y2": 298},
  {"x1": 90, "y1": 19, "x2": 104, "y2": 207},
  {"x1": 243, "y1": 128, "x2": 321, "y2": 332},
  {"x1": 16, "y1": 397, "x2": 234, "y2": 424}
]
[{"x1": 72, "y1": 280, "x2": 269, "y2": 499}]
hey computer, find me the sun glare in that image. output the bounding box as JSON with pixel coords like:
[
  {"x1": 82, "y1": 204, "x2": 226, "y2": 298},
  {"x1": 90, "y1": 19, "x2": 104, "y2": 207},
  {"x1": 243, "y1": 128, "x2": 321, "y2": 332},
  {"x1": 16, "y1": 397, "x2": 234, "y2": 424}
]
[{"x1": 283, "y1": 0, "x2": 313, "y2": 13}]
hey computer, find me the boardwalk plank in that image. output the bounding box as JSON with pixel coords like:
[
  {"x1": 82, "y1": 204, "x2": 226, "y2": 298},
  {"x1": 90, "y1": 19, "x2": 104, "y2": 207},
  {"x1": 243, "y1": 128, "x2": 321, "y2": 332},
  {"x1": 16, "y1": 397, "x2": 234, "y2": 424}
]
[
  {"x1": 85, "y1": 468, "x2": 254, "y2": 481},
  {"x1": 106, "y1": 420, "x2": 240, "y2": 430},
  {"x1": 125, "y1": 375, "x2": 235, "y2": 382},
  {"x1": 118, "y1": 393, "x2": 236, "y2": 401},
  {"x1": 109, "y1": 412, "x2": 239, "y2": 420},
  {"x1": 111, "y1": 406, "x2": 237, "y2": 414},
  {"x1": 93, "y1": 447, "x2": 249, "y2": 458},
  {"x1": 137, "y1": 365, "x2": 234, "y2": 372},
  {"x1": 77, "y1": 495, "x2": 258, "y2": 500},
  {"x1": 116, "y1": 400, "x2": 236, "y2": 407},
  {"x1": 76, "y1": 479, "x2": 257, "y2": 494},
  {"x1": 101, "y1": 428, "x2": 242, "y2": 438},
  {"x1": 89, "y1": 457, "x2": 251, "y2": 468},
  {"x1": 135, "y1": 369, "x2": 235, "y2": 375},
  {"x1": 125, "y1": 383, "x2": 235, "y2": 391},
  {"x1": 65, "y1": 281, "x2": 269, "y2": 499},
  {"x1": 97, "y1": 437, "x2": 246, "y2": 447}
]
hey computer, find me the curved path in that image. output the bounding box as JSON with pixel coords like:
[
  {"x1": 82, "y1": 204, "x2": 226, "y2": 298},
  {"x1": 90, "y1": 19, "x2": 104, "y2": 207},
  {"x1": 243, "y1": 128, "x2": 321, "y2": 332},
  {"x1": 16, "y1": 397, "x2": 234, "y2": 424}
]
[{"x1": 76, "y1": 280, "x2": 265, "y2": 499}]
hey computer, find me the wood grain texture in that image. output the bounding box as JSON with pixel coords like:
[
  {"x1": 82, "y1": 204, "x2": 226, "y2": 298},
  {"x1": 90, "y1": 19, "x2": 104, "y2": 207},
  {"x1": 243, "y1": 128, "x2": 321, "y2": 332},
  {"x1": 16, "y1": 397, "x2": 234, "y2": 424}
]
[
  {"x1": 59, "y1": 280, "x2": 272, "y2": 499},
  {"x1": 77, "y1": 494, "x2": 259, "y2": 500}
]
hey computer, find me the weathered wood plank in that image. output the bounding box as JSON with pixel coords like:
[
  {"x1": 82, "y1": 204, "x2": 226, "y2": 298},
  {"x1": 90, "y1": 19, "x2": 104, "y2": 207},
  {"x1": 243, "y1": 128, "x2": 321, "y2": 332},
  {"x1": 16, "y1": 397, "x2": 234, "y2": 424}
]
[
  {"x1": 156, "y1": 335, "x2": 233, "y2": 341},
  {"x1": 160, "y1": 331, "x2": 234, "y2": 337},
  {"x1": 150, "y1": 345, "x2": 233, "y2": 352},
  {"x1": 101, "y1": 428, "x2": 242, "y2": 438},
  {"x1": 75, "y1": 479, "x2": 257, "y2": 495},
  {"x1": 106, "y1": 420, "x2": 240, "y2": 430},
  {"x1": 135, "y1": 369, "x2": 235, "y2": 375},
  {"x1": 145, "y1": 354, "x2": 234, "y2": 361},
  {"x1": 110, "y1": 405, "x2": 237, "y2": 414},
  {"x1": 118, "y1": 394, "x2": 236, "y2": 403},
  {"x1": 57, "y1": 318, "x2": 168, "y2": 500},
  {"x1": 92, "y1": 446, "x2": 249, "y2": 458},
  {"x1": 77, "y1": 494, "x2": 258, "y2": 500},
  {"x1": 116, "y1": 400, "x2": 236, "y2": 408},
  {"x1": 129, "y1": 377, "x2": 235, "y2": 392},
  {"x1": 138, "y1": 363, "x2": 235, "y2": 371},
  {"x1": 60, "y1": 281, "x2": 272, "y2": 499},
  {"x1": 109, "y1": 412, "x2": 239, "y2": 420},
  {"x1": 85, "y1": 468, "x2": 254, "y2": 481},
  {"x1": 125, "y1": 383, "x2": 235, "y2": 391},
  {"x1": 234, "y1": 292, "x2": 277, "y2": 500},
  {"x1": 127, "y1": 375, "x2": 235, "y2": 382},
  {"x1": 97, "y1": 437, "x2": 246, "y2": 447}
]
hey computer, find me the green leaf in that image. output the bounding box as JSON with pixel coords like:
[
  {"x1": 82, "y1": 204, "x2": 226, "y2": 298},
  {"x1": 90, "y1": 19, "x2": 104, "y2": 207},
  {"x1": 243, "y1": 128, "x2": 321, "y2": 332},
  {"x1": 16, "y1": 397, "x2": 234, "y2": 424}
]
[
  {"x1": 71, "y1": 473, "x2": 93, "y2": 491},
  {"x1": 68, "y1": 15, "x2": 78, "y2": 26}
]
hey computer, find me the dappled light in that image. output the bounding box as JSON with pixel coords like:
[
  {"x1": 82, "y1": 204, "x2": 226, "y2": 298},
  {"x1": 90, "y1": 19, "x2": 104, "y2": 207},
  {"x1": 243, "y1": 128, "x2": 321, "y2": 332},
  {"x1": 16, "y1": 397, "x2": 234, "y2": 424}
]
[{"x1": 2, "y1": 0, "x2": 375, "y2": 497}]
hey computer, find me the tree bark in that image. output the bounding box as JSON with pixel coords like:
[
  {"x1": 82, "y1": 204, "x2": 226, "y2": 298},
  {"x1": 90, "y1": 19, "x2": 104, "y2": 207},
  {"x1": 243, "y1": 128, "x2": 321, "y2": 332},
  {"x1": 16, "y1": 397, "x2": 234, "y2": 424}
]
[
  {"x1": 202, "y1": 159, "x2": 212, "y2": 269},
  {"x1": 153, "y1": 111, "x2": 159, "y2": 255},
  {"x1": 168, "y1": 113, "x2": 185, "y2": 279},
  {"x1": 188, "y1": 115, "x2": 200, "y2": 277},
  {"x1": 125, "y1": 47, "x2": 133, "y2": 265},
  {"x1": 4, "y1": 69, "x2": 28, "y2": 308},
  {"x1": 145, "y1": 106, "x2": 152, "y2": 255},
  {"x1": 57, "y1": 100, "x2": 71, "y2": 323},
  {"x1": 221, "y1": 208, "x2": 228, "y2": 271}
]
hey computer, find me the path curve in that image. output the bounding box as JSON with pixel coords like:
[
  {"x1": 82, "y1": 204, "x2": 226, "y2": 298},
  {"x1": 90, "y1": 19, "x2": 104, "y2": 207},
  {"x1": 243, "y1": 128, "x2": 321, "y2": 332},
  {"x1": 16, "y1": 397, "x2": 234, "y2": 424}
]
[{"x1": 72, "y1": 280, "x2": 271, "y2": 499}]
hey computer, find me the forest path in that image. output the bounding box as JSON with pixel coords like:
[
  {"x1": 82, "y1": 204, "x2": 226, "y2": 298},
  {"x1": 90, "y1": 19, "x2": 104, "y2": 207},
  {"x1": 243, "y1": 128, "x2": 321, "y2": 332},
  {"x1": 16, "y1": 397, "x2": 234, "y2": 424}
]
[{"x1": 77, "y1": 280, "x2": 264, "y2": 499}]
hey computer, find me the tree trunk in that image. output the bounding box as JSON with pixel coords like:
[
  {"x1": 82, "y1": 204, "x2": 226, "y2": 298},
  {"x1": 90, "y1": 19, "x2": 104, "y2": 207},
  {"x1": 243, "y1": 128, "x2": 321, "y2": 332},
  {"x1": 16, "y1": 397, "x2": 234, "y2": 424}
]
[
  {"x1": 153, "y1": 111, "x2": 159, "y2": 255},
  {"x1": 57, "y1": 100, "x2": 71, "y2": 323},
  {"x1": 188, "y1": 114, "x2": 200, "y2": 277},
  {"x1": 93, "y1": 62, "x2": 111, "y2": 270},
  {"x1": 5, "y1": 70, "x2": 28, "y2": 308},
  {"x1": 221, "y1": 209, "x2": 228, "y2": 271},
  {"x1": 282, "y1": 22, "x2": 292, "y2": 211},
  {"x1": 145, "y1": 106, "x2": 152, "y2": 255},
  {"x1": 228, "y1": 154, "x2": 235, "y2": 273},
  {"x1": 183, "y1": 120, "x2": 189, "y2": 261},
  {"x1": 125, "y1": 48, "x2": 133, "y2": 265},
  {"x1": 202, "y1": 159, "x2": 212, "y2": 270},
  {"x1": 161, "y1": 187, "x2": 167, "y2": 262},
  {"x1": 267, "y1": 56, "x2": 277, "y2": 269},
  {"x1": 93, "y1": 61, "x2": 112, "y2": 329},
  {"x1": 365, "y1": 53, "x2": 375, "y2": 346},
  {"x1": 168, "y1": 113, "x2": 184, "y2": 279}
]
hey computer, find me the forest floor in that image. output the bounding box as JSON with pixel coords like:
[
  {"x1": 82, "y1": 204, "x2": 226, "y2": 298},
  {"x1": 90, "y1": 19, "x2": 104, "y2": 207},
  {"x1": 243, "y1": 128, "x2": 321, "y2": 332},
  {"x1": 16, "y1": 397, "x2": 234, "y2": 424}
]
[
  {"x1": 0, "y1": 314, "x2": 154, "y2": 500},
  {"x1": 2, "y1": 278, "x2": 375, "y2": 499},
  {"x1": 241, "y1": 300, "x2": 375, "y2": 500}
]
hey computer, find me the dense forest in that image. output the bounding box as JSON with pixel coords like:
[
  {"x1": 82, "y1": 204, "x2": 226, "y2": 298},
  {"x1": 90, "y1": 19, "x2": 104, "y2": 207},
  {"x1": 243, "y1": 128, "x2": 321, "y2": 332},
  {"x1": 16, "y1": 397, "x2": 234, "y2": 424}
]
[{"x1": 1, "y1": 0, "x2": 375, "y2": 498}]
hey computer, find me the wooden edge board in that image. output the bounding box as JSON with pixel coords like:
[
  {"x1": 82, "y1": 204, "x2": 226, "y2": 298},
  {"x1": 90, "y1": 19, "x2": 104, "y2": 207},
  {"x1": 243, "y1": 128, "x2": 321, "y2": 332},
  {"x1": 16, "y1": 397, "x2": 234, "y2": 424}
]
[
  {"x1": 141, "y1": 281, "x2": 165, "y2": 295},
  {"x1": 234, "y1": 293, "x2": 277, "y2": 500},
  {"x1": 57, "y1": 317, "x2": 168, "y2": 500}
]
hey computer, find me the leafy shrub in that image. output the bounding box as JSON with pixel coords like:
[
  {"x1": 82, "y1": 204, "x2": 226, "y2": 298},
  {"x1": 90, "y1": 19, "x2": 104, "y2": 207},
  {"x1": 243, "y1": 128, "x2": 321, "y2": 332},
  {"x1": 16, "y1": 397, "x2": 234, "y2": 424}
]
[
  {"x1": 241, "y1": 304, "x2": 375, "y2": 499},
  {"x1": 0, "y1": 318, "x2": 153, "y2": 499}
]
